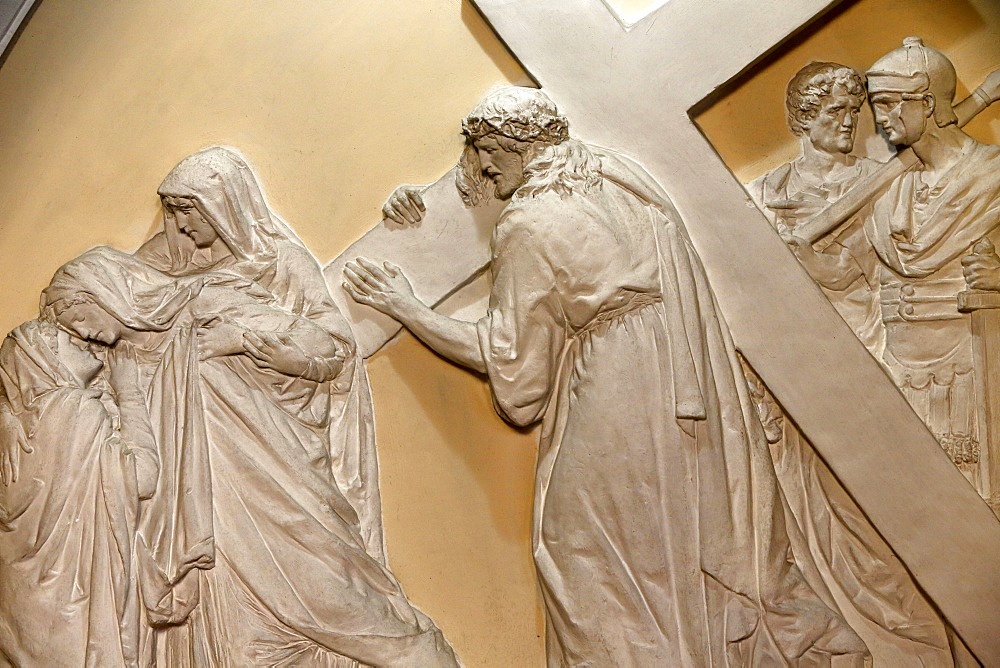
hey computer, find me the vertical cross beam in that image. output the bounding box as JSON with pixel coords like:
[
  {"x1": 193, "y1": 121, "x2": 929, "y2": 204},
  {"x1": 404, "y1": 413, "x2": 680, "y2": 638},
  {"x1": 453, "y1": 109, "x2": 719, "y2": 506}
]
[{"x1": 469, "y1": 0, "x2": 1000, "y2": 661}]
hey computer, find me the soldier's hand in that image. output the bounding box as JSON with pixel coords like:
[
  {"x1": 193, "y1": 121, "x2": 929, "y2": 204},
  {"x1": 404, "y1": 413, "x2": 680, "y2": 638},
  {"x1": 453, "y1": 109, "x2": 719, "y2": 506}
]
[
  {"x1": 768, "y1": 192, "x2": 827, "y2": 223},
  {"x1": 382, "y1": 185, "x2": 427, "y2": 226},
  {"x1": 782, "y1": 233, "x2": 862, "y2": 291},
  {"x1": 782, "y1": 233, "x2": 814, "y2": 257},
  {"x1": 962, "y1": 240, "x2": 1000, "y2": 292}
]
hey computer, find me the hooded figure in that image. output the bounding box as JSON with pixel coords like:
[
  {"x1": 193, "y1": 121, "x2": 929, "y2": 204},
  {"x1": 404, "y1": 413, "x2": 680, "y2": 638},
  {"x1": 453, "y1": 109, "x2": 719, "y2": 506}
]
[
  {"x1": 138, "y1": 148, "x2": 386, "y2": 554},
  {"x1": 51, "y1": 148, "x2": 458, "y2": 666},
  {"x1": 0, "y1": 315, "x2": 154, "y2": 667}
]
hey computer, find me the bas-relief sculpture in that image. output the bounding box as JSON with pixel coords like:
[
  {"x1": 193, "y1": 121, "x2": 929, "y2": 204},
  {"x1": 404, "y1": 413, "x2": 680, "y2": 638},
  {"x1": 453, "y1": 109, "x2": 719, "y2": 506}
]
[
  {"x1": 462, "y1": 6, "x2": 1000, "y2": 663},
  {"x1": 742, "y1": 51, "x2": 1000, "y2": 665},
  {"x1": 3, "y1": 2, "x2": 1000, "y2": 666},
  {"x1": 348, "y1": 87, "x2": 868, "y2": 666},
  {"x1": 351, "y1": 65, "x2": 1000, "y2": 667},
  {"x1": 748, "y1": 40, "x2": 1000, "y2": 515},
  {"x1": 348, "y1": 30, "x2": 1000, "y2": 667},
  {"x1": 0, "y1": 148, "x2": 459, "y2": 667}
]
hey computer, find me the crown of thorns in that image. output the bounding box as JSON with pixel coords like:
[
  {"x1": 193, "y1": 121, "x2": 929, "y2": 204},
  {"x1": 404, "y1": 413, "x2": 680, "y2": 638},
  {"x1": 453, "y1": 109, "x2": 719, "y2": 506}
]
[{"x1": 462, "y1": 115, "x2": 570, "y2": 144}]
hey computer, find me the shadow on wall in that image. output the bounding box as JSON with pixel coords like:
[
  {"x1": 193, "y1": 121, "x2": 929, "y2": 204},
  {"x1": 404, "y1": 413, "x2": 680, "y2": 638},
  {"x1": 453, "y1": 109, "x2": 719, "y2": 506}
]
[
  {"x1": 0, "y1": 0, "x2": 39, "y2": 69},
  {"x1": 461, "y1": 1, "x2": 534, "y2": 88}
]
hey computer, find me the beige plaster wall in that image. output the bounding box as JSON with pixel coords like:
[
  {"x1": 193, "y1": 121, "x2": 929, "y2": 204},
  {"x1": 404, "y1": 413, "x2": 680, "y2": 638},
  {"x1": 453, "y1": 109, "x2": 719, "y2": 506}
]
[{"x1": 2, "y1": 0, "x2": 999, "y2": 666}]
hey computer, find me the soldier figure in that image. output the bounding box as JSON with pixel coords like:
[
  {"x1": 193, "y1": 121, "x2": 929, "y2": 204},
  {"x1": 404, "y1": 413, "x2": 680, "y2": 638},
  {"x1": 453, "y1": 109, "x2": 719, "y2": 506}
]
[{"x1": 864, "y1": 38, "x2": 1000, "y2": 509}]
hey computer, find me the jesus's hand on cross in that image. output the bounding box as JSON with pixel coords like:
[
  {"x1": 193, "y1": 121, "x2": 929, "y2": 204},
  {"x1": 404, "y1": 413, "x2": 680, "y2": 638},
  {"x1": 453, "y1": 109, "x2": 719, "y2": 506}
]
[
  {"x1": 382, "y1": 185, "x2": 427, "y2": 226},
  {"x1": 344, "y1": 257, "x2": 485, "y2": 373},
  {"x1": 343, "y1": 258, "x2": 419, "y2": 321}
]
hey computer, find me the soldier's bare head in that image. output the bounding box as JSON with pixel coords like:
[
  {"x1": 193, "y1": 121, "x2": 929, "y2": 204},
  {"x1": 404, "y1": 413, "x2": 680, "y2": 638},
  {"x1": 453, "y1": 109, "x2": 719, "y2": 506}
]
[{"x1": 786, "y1": 62, "x2": 866, "y2": 155}]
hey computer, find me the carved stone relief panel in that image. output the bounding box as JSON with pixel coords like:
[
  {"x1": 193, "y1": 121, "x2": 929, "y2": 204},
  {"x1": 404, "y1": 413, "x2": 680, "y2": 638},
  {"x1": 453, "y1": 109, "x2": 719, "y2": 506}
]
[
  {"x1": 735, "y1": 54, "x2": 1000, "y2": 664},
  {"x1": 0, "y1": 1, "x2": 543, "y2": 664},
  {"x1": 694, "y1": 3, "x2": 1000, "y2": 665},
  {"x1": 3, "y1": 0, "x2": 1000, "y2": 666},
  {"x1": 743, "y1": 43, "x2": 1000, "y2": 508},
  {"x1": 1, "y1": 147, "x2": 460, "y2": 666},
  {"x1": 466, "y1": 0, "x2": 1000, "y2": 664},
  {"x1": 346, "y1": 84, "x2": 885, "y2": 665}
]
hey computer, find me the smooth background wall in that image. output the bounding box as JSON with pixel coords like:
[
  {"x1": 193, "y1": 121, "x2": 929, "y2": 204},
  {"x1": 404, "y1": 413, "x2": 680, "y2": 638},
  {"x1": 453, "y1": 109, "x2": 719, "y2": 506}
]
[{"x1": 0, "y1": 1, "x2": 997, "y2": 665}]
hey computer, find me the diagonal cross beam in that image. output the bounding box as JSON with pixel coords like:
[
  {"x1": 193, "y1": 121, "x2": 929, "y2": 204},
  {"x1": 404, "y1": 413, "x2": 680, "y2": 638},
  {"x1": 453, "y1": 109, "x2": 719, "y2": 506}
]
[{"x1": 468, "y1": 0, "x2": 1000, "y2": 662}]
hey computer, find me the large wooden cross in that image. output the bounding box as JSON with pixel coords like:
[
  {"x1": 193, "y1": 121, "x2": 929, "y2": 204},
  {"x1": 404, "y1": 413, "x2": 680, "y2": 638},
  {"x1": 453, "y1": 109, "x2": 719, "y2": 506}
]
[{"x1": 325, "y1": 0, "x2": 1000, "y2": 661}]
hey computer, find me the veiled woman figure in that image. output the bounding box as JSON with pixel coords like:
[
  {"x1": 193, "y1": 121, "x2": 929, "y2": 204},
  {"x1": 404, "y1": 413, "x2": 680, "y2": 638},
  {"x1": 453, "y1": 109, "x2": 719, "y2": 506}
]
[
  {"x1": 0, "y1": 315, "x2": 157, "y2": 667},
  {"x1": 41, "y1": 147, "x2": 457, "y2": 667},
  {"x1": 138, "y1": 147, "x2": 387, "y2": 562}
]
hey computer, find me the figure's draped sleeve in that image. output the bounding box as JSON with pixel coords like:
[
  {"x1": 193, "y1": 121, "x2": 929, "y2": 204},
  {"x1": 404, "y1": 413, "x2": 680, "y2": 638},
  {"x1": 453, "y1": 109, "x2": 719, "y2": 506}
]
[
  {"x1": 134, "y1": 232, "x2": 173, "y2": 273},
  {"x1": 129, "y1": 151, "x2": 442, "y2": 658},
  {"x1": 271, "y1": 242, "x2": 356, "y2": 355},
  {"x1": 265, "y1": 241, "x2": 387, "y2": 560},
  {"x1": 115, "y1": 381, "x2": 160, "y2": 500},
  {"x1": 139, "y1": 236, "x2": 356, "y2": 387},
  {"x1": 139, "y1": 228, "x2": 386, "y2": 565},
  {"x1": 477, "y1": 210, "x2": 565, "y2": 427}
]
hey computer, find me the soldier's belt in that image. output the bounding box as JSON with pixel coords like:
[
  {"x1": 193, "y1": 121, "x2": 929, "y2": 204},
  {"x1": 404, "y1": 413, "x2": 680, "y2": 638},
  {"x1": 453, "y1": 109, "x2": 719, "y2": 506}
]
[{"x1": 881, "y1": 279, "x2": 965, "y2": 322}]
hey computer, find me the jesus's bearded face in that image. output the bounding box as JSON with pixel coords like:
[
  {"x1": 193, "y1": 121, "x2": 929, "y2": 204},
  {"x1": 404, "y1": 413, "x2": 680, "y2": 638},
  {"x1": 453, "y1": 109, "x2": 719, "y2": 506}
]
[{"x1": 474, "y1": 135, "x2": 527, "y2": 200}]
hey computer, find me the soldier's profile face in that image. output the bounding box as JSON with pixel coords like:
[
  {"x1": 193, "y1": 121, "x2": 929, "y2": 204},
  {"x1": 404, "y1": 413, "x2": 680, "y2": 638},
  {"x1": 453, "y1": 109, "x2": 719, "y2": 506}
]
[
  {"x1": 870, "y1": 92, "x2": 927, "y2": 146},
  {"x1": 474, "y1": 135, "x2": 526, "y2": 200},
  {"x1": 804, "y1": 86, "x2": 860, "y2": 155}
]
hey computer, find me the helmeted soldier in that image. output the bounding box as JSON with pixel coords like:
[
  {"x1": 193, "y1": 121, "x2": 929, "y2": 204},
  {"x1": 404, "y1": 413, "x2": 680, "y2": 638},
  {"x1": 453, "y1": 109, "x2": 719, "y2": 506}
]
[{"x1": 864, "y1": 37, "x2": 1000, "y2": 510}]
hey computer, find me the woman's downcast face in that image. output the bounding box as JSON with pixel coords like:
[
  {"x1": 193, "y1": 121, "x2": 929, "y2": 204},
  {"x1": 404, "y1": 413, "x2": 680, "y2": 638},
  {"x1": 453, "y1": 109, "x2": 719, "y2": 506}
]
[
  {"x1": 163, "y1": 196, "x2": 220, "y2": 249},
  {"x1": 56, "y1": 299, "x2": 124, "y2": 346}
]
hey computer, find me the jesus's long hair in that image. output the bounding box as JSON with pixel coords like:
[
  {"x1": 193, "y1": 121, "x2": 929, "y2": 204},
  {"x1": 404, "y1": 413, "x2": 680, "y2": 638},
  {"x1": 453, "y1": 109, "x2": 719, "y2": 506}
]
[{"x1": 456, "y1": 137, "x2": 602, "y2": 205}]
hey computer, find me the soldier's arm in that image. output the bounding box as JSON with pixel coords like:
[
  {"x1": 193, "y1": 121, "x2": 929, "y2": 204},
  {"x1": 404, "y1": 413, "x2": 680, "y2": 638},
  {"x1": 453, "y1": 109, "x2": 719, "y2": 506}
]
[{"x1": 785, "y1": 236, "x2": 863, "y2": 292}]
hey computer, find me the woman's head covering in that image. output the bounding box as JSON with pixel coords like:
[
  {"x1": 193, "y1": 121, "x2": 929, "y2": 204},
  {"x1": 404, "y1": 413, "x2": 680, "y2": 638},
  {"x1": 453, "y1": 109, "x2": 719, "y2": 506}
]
[
  {"x1": 156, "y1": 147, "x2": 304, "y2": 276},
  {"x1": 41, "y1": 246, "x2": 208, "y2": 333},
  {"x1": 1, "y1": 321, "x2": 78, "y2": 412}
]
